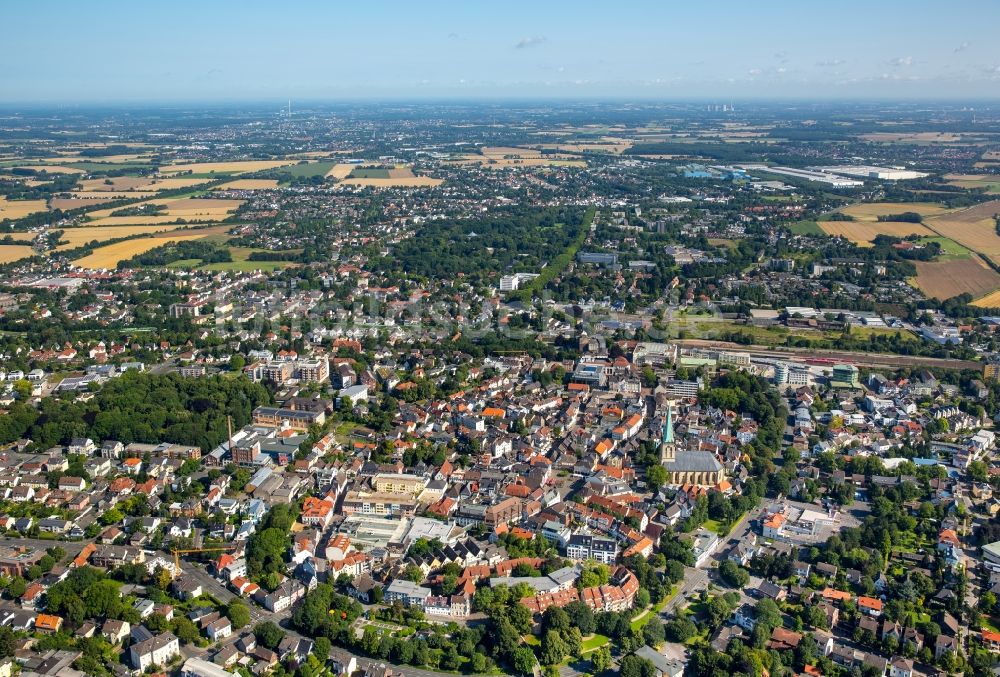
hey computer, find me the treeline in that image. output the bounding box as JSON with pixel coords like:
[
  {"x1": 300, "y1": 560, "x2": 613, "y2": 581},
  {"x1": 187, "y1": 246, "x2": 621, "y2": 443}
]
[
  {"x1": 120, "y1": 240, "x2": 233, "y2": 268},
  {"x1": 0, "y1": 371, "x2": 270, "y2": 451}
]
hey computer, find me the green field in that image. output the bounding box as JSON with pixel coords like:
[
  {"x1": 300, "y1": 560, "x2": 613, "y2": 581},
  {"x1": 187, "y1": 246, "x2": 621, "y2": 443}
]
[
  {"x1": 789, "y1": 220, "x2": 826, "y2": 236},
  {"x1": 349, "y1": 167, "x2": 391, "y2": 179},
  {"x1": 166, "y1": 246, "x2": 295, "y2": 272},
  {"x1": 917, "y1": 236, "x2": 972, "y2": 261},
  {"x1": 279, "y1": 161, "x2": 339, "y2": 178},
  {"x1": 580, "y1": 634, "x2": 610, "y2": 652},
  {"x1": 68, "y1": 161, "x2": 155, "y2": 173}
]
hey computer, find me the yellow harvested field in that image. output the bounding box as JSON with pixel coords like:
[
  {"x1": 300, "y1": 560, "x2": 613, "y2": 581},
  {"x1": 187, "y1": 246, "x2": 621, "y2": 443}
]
[
  {"x1": 50, "y1": 197, "x2": 119, "y2": 210},
  {"x1": 159, "y1": 160, "x2": 296, "y2": 175},
  {"x1": 84, "y1": 197, "x2": 243, "y2": 225},
  {"x1": 0, "y1": 198, "x2": 48, "y2": 220},
  {"x1": 912, "y1": 257, "x2": 1000, "y2": 301},
  {"x1": 973, "y1": 289, "x2": 1000, "y2": 308},
  {"x1": 77, "y1": 176, "x2": 211, "y2": 192},
  {"x1": 448, "y1": 155, "x2": 585, "y2": 168},
  {"x1": 326, "y1": 164, "x2": 357, "y2": 179},
  {"x1": 943, "y1": 174, "x2": 1000, "y2": 192},
  {"x1": 923, "y1": 200, "x2": 1000, "y2": 265},
  {"x1": 212, "y1": 179, "x2": 280, "y2": 190},
  {"x1": 74, "y1": 232, "x2": 215, "y2": 269},
  {"x1": 17, "y1": 165, "x2": 85, "y2": 174},
  {"x1": 72, "y1": 190, "x2": 159, "y2": 200},
  {"x1": 820, "y1": 220, "x2": 934, "y2": 244},
  {"x1": 55, "y1": 225, "x2": 186, "y2": 250},
  {"x1": 79, "y1": 177, "x2": 149, "y2": 191},
  {"x1": 837, "y1": 202, "x2": 950, "y2": 221},
  {"x1": 0, "y1": 245, "x2": 36, "y2": 263}
]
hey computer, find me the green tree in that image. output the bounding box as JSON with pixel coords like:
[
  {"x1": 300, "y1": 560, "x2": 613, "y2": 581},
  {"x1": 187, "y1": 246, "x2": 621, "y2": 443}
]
[
  {"x1": 540, "y1": 630, "x2": 566, "y2": 666},
  {"x1": 226, "y1": 600, "x2": 250, "y2": 629},
  {"x1": 254, "y1": 621, "x2": 285, "y2": 650},
  {"x1": 620, "y1": 654, "x2": 656, "y2": 677},
  {"x1": 512, "y1": 647, "x2": 538, "y2": 676}
]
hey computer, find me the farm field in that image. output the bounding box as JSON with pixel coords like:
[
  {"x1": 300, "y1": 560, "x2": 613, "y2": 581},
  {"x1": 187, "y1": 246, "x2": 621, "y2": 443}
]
[
  {"x1": 788, "y1": 220, "x2": 825, "y2": 236},
  {"x1": 83, "y1": 197, "x2": 243, "y2": 226},
  {"x1": 73, "y1": 228, "x2": 225, "y2": 269},
  {"x1": 943, "y1": 174, "x2": 1000, "y2": 193},
  {"x1": 911, "y1": 257, "x2": 1000, "y2": 300},
  {"x1": 167, "y1": 246, "x2": 296, "y2": 272},
  {"x1": 50, "y1": 197, "x2": 120, "y2": 210},
  {"x1": 212, "y1": 179, "x2": 280, "y2": 190},
  {"x1": 859, "y1": 132, "x2": 963, "y2": 143},
  {"x1": 0, "y1": 245, "x2": 37, "y2": 263},
  {"x1": 922, "y1": 200, "x2": 1000, "y2": 265},
  {"x1": 819, "y1": 220, "x2": 934, "y2": 244},
  {"x1": 276, "y1": 161, "x2": 339, "y2": 178},
  {"x1": 0, "y1": 198, "x2": 49, "y2": 220},
  {"x1": 16, "y1": 165, "x2": 86, "y2": 174},
  {"x1": 55, "y1": 225, "x2": 190, "y2": 250},
  {"x1": 159, "y1": 160, "x2": 296, "y2": 175},
  {"x1": 836, "y1": 202, "x2": 950, "y2": 220},
  {"x1": 340, "y1": 166, "x2": 443, "y2": 188},
  {"x1": 326, "y1": 163, "x2": 358, "y2": 179}
]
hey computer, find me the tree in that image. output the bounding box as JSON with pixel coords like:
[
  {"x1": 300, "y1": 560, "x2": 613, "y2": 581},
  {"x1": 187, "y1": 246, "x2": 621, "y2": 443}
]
[
  {"x1": 646, "y1": 465, "x2": 668, "y2": 492},
  {"x1": 642, "y1": 617, "x2": 666, "y2": 647},
  {"x1": 512, "y1": 647, "x2": 538, "y2": 676},
  {"x1": 619, "y1": 654, "x2": 656, "y2": 677},
  {"x1": 82, "y1": 579, "x2": 123, "y2": 619},
  {"x1": 719, "y1": 560, "x2": 750, "y2": 588},
  {"x1": 229, "y1": 354, "x2": 246, "y2": 372},
  {"x1": 543, "y1": 606, "x2": 570, "y2": 633},
  {"x1": 756, "y1": 598, "x2": 782, "y2": 631},
  {"x1": 226, "y1": 600, "x2": 250, "y2": 629},
  {"x1": 665, "y1": 617, "x2": 697, "y2": 642},
  {"x1": 254, "y1": 621, "x2": 285, "y2": 650},
  {"x1": 172, "y1": 616, "x2": 200, "y2": 645},
  {"x1": 540, "y1": 630, "x2": 566, "y2": 666},
  {"x1": 591, "y1": 645, "x2": 612, "y2": 673},
  {"x1": 13, "y1": 380, "x2": 31, "y2": 401},
  {"x1": 564, "y1": 600, "x2": 596, "y2": 635}
]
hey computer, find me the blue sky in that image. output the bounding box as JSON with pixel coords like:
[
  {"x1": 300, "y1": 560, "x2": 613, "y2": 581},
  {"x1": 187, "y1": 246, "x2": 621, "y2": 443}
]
[{"x1": 2, "y1": 0, "x2": 999, "y2": 102}]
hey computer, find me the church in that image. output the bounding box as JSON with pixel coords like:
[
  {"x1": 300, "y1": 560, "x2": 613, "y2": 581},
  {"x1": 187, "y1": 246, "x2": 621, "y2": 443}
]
[{"x1": 660, "y1": 401, "x2": 725, "y2": 487}]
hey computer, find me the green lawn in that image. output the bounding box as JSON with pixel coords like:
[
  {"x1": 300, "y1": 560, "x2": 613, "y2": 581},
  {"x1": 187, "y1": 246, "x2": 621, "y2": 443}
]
[
  {"x1": 789, "y1": 220, "x2": 826, "y2": 236},
  {"x1": 917, "y1": 236, "x2": 972, "y2": 261},
  {"x1": 165, "y1": 246, "x2": 295, "y2": 272},
  {"x1": 522, "y1": 634, "x2": 540, "y2": 646},
  {"x1": 278, "y1": 160, "x2": 338, "y2": 178},
  {"x1": 580, "y1": 634, "x2": 610, "y2": 653},
  {"x1": 349, "y1": 167, "x2": 391, "y2": 179}
]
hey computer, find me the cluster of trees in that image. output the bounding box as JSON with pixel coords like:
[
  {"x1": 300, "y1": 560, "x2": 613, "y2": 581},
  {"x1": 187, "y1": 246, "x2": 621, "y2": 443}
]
[
  {"x1": 247, "y1": 503, "x2": 300, "y2": 585},
  {"x1": 0, "y1": 371, "x2": 271, "y2": 452},
  {"x1": 382, "y1": 206, "x2": 586, "y2": 282},
  {"x1": 121, "y1": 239, "x2": 233, "y2": 268}
]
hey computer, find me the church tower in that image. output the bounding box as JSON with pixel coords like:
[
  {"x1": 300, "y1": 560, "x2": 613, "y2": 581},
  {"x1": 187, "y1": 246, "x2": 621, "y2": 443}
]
[{"x1": 660, "y1": 400, "x2": 676, "y2": 464}]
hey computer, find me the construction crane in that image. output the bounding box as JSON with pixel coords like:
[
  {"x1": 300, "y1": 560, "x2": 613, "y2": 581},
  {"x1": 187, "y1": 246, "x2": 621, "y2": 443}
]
[{"x1": 171, "y1": 546, "x2": 239, "y2": 574}]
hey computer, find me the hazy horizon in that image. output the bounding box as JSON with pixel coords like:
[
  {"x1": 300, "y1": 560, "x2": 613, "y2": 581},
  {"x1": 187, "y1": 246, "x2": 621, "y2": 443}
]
[{"x1": 3, "y1": 0, "x2": 1000, "y2": 103}]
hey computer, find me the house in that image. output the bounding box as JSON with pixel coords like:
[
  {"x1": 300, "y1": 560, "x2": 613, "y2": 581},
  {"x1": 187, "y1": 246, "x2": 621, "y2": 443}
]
[
  {"x1": 102, "y1": 619, "x2": 131, "y2": 645},
  {"x1": 206, "y1": 617, "x2": 232, "y2": 642},
  {"x1": 634, "y1": 645, "x2": 685, "y2": 677},
  {"x1": 889, "y1": 656, "x2": 914, "y2": 677},
  {"x1": 130, "y1": 631, "x2": 181, "y2": 670},
  {"x1": 935, "y1": 633, "x2": 959, "y2": 660},
  {"x1": 181, "y1": 656, "x2": 240, "y2": 677},
  {"x1": 173, "y1": 578, "x2": 204, "y2": 600},
  {"x1": 34, "y1": 614, "x2": 63, "y2": 634},
  {"x1": 858, "y1": 596, "x2": 883, "y2": 617}
]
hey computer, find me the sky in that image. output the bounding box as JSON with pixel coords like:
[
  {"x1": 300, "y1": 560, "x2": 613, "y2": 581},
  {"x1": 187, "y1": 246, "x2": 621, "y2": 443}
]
[{"x1": 2, "y1": 0, "x2": 1000, "y2": 103}]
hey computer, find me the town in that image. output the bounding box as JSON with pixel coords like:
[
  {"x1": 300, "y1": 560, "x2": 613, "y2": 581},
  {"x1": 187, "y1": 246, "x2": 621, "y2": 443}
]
[{"x1": 2, "y1": 31, "x2": 1000, "y2": 677}]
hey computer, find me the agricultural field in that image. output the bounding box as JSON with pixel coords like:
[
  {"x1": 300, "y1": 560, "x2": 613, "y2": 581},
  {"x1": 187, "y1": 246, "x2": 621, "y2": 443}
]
[
  {"x1": 49, "y1": 197, "x2": 120, "y2": 210},
  {"x1": 159, "y1": 160, "x2": 297, "y2": 175},
  {"x1": 788, "y1": 220, "x2": 825, "y2": 236},
  {"x1": 83, "y1": 197, "x2": 244, "y2": 226},
  {"x1": 326, "y1": 163, "x2": 358, "y2": 179},
  {"x1": 167, "y1": 246, "x2": 296, "y2": 272},
  {"x1": 54, "y1": 225, "x2": 189, "y2": 250},
  {"x1": 340, "y1": 166, "x2": 443, "y2": 188},
  {"x1": 212, "y1": 179, "x2": 280, "y2": 190},
  {"x1": 0, "y1": 198, "x2": 49, "y2": 220},
  {"x1": 0, "y1": 245, "x2": 37, "y2": 263},
  {"x1": 911, "y1": 257, "x2": 1000, "y2": 301},
  {"x1": 275, "y1": 161, "x2": 339, "y2": 178},
  {"x1": 836, "y1": 202, "x2": 950, "y2": 221},
  {"x1": 72, "y1": 229, "x2": 223, "y2": 269},
  {"x1": 859, "y1": 132, "x2": 963, "y2": 143},
  {"x1": 819, "y1": 220, "x2": 934, "y2": 245},
  {"x1": 923, "y1": 200, "x2": 1000, "y2": 266},
  {"x1": 943, "y1": 174, "x2": 1000, "y2": 193}
]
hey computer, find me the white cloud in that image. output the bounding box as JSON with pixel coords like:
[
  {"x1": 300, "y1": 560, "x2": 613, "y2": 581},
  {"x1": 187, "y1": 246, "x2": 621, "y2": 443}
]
[
  {"x1": 816, "y1": 59, "x2": 845, "y2": 67},
  {"x1": 515, "y1": 36, "x2": 547, "y2": 49},
  {"x1": 889, "y1": 56, "x2": 914, "y2": 67},
  {"x1": 954, "y1": 41, "x2": 971, "y2": 53}
]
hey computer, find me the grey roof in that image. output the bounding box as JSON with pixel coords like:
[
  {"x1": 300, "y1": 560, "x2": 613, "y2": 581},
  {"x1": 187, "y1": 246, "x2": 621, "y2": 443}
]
[{"x1": 664, "y1": 449, "x2": 723, "y2": 473}]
